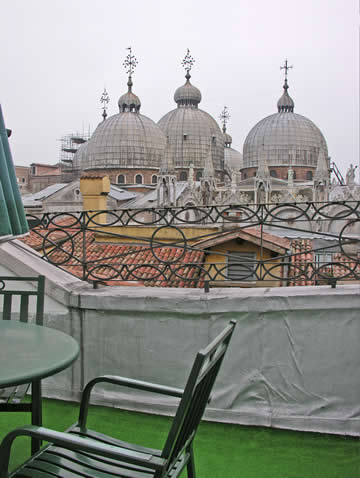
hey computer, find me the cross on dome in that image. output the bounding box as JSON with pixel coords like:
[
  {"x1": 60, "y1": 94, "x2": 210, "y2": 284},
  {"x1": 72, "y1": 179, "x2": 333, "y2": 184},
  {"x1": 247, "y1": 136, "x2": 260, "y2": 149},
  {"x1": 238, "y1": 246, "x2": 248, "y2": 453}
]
[
  {"x1": 100, "y1": 87, "x2": 110, "y2": 121},
  {"x1": 280, "y1": 59, "x2": 293, "y2": 82},
  {"x1": 181, "y1": 49, "x2": 195, "y2": 80},
  {"x1": 123, "y1": 47, "x2": 138, "y2": 77},
  {"x1": 219, "y1": 106, "x2": 230, "y2": 133}
]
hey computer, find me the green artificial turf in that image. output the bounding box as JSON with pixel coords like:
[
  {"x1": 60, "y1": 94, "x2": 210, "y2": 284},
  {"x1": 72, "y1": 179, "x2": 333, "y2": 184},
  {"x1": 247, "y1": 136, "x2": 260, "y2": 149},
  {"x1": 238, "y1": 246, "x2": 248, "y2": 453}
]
[{"x1": 0, "y1": 398, "x2": 358, "y2": 477}]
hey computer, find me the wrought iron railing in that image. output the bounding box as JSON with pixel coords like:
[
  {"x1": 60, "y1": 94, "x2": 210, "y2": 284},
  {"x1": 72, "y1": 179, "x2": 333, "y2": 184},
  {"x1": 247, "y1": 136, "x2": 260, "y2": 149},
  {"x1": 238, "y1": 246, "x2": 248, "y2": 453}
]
[{"x1": 24, "y1": 201, "x2": 360, "y2": 290}]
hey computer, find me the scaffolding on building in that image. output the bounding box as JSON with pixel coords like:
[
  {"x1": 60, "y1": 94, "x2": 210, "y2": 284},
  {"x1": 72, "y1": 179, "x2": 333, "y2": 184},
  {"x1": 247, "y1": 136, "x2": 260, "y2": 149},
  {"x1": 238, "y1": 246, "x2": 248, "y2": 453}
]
[{"x1": 59, "y1": 129, "x2": 92, "y2": 182}]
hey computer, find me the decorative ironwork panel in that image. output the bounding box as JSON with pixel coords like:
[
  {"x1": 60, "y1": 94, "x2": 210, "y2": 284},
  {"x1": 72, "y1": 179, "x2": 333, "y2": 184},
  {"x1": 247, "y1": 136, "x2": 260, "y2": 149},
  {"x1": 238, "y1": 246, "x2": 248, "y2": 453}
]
[{"x1": 25, "y1": 201, "x2": 360, "y2": 289}]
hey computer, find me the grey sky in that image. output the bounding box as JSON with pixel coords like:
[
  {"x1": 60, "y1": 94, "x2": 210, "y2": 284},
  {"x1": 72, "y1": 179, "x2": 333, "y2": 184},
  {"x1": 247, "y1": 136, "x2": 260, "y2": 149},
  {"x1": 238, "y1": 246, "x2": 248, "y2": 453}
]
[{"x1": 1, "y1": 0, "x2": 358, "y2": 178}]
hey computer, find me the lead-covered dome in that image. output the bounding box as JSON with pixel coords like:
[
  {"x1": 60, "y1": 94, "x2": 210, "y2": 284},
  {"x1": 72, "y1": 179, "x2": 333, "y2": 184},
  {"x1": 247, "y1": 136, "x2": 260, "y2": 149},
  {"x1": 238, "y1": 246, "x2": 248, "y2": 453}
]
[
  {"x1": 243, "y1": 79, "x2": 328, "y2": 170},
  {"x1": 174, "y1": 72, "x2": 202, "y2": 106},
  {"x1": 73, "y1": 79, "x2": 167, "y2": 172},
  {"x1": 224, "y1": 129, "x2": 243, "y2": 173},
  {"x1": 158, "y1": 73, "x2": 224, "y2": 172}
]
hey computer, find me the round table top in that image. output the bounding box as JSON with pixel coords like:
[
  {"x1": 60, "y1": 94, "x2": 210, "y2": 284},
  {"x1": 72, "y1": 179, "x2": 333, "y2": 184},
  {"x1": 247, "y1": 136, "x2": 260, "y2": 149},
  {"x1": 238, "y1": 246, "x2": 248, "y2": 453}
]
[{"x1": 0, "y1": 321, "x2": 79, "y2": 388}]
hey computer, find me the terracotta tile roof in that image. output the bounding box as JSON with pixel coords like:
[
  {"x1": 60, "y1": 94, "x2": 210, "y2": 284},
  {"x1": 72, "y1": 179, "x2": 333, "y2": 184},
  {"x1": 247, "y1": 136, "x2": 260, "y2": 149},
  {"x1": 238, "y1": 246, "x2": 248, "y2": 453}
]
[
  {"x1": 22, "y1": 225, "x2": 205, "y2": 287},
  {"x1": 21, "y1": 224, "x2": 359, "y2": 288},
  {"x1": 288, "y1": 239, "x2": 315, "y2": 286}
]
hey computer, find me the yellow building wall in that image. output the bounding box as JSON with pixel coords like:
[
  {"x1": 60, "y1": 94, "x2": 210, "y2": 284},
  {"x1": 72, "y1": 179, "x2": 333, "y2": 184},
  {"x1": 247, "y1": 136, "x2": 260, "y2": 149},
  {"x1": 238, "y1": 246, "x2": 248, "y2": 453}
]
[{"x1": 203, "y1": 239, "x2": 284, "y2": 287}]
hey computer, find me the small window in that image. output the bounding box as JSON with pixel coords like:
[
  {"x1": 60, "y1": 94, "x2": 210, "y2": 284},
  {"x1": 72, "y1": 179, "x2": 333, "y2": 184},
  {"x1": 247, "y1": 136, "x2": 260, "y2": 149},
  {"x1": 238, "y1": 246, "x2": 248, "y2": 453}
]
[
  {"x1": 180, "y1": 171, "x2": 188, "y2": 181},
  {"x1": 293, "y1": 170, "x2": 297, "y2": 180},
  {"x1": 117, "y1": 174, "x2": 125, "y2": 184},
  {"x1": 22, "y1": 177, "x2": 25, "y2": 183},
  {"x1": 227, "y1": 252, "x2": 256, "y2": 281},
  {"x1": 270, "y1": 170, "x2": 277, "y2": 178},
  {"x1": 196, "y1": 171, "x2": 202, "y2": 181},
  {"x1": 306, "y1": 170, "x2": 313, "y2": 180},
  {"x1": 31, "y1": 166, "x2": 36, "y2": 175},
  {"x1": 135, "y1": 174, "x2": 143, "y2": 184},
  {"x1": 152, "y1": 175, "x2": 157, "y2": 184},
  {"x1": 212, "y1": 136, "x2": 216, "y2": 145},
  {"x1": 243, "y1": 173, "x2": 247, "y2": 179},
  {"x1": 315, "y1": 252, "x2": 333, "y2": 266}
]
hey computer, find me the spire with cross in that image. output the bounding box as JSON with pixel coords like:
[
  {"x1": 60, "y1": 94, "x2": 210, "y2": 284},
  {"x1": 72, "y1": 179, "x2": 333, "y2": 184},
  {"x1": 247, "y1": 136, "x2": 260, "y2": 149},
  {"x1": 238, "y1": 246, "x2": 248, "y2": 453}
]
[
  {"x1": 219, "y1": 106, "x2": 230, "y2": 133},
  {"x1": 123, "y1": 47, "x2": 138, "y2": 77},
  {"x1": 100, "y1": 87, "x2": 110, "y2": 121},
  {"x1": 181, "y1": 48, "x2": 195, "y2": 80},
  {"x1": 122, "y1": 47, "x2": 138, "y2": 92},
  {"x1": 280, "y1": 59, "x2": 293, "y2": 91}
]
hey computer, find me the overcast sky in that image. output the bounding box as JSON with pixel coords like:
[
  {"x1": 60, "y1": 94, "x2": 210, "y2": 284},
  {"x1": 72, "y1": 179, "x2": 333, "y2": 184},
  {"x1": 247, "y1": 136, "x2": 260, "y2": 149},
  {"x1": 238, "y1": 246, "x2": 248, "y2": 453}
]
[{"x1": 1, "y1": 0, "x2": 358, "y2": 179}]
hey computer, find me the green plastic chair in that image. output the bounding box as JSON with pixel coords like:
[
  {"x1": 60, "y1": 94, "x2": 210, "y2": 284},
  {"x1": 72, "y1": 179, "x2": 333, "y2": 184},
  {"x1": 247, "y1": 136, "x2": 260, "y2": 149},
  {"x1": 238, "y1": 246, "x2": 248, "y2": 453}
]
[
  {"x1": 0, "y1": 320, "x2": 236, "y2": 478},
  {"x1": 0, "y1": 276, "x2": 45, "y2": 454}
]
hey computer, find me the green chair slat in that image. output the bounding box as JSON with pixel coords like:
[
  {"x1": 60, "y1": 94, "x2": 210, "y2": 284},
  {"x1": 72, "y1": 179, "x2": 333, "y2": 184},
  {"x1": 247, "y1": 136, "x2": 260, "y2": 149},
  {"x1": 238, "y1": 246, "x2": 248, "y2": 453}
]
[
  {"x1": 40, "y1": 451, "x2": 152, "y2": 477},
  {"x1": 3, "y1": 295, "x2": 11, "y2": 320},
  {"x1": 48, "y1": 447, "x2": 153, "y2": 476},
  {"x1": 19, "y1": 295, "x2": 29, "y2": 323}
]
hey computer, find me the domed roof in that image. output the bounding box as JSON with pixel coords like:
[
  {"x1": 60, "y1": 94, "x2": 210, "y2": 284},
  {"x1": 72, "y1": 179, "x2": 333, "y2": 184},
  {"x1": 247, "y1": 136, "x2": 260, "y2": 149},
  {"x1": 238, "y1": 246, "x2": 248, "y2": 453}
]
[
  {"x1": 118, "y1": 77, "x2": 141, "y2": 112},
  {"x1": 223, "y1": 131, "x2": 232, "y2": 146},
  {"x1": 158, "y1": 106, "x2": 224, "y2": 171},
  {"x1": 158, "y1": 52, "x2": 224, "y2": 172},
  {"x1": 72, "y1": 140, "x2": 90, "y2": 171},
  {"x1": 224, "y1": 147, "x2": 243, "y2": 172},
  {"x1": 174, "y1": 73, "x2": 202, "y2": 106},
  {"x1": 243, "y1": 78, "x2": 328, "y2": 170},
  {"x1": 277, "y1": 78, "x2": 294, "y2": 112},
  {"x1": 77, "y1": 112, "x2": 167, "y2": 171}
]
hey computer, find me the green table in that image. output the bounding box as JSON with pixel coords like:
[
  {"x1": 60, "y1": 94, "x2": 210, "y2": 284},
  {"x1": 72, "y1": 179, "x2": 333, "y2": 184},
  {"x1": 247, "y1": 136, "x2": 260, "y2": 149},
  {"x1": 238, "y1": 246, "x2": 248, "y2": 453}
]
[{"x1": 0, "y1": 321, "x2": 79, "y2": 452}]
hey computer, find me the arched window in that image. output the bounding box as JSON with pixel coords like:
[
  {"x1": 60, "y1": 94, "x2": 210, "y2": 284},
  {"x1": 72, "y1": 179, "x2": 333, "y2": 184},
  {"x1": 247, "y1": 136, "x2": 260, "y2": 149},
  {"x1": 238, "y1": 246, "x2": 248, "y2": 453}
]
[
  {"x1": 270, "y1": 170, "x2": 277, "y2": 178},
  {"x1": 180, "y1": 171, "x2": 188, "y2": 181},
  {"x1": 151, "y1": 175, "x2": 157, "y2": 184},
  {"x1": 196, "y1": 171, "x2": 202, "y2": 181},
  {"x1": 306, "y1": 170, "x2": 313, "y2": 180},
  {"x1": 135, "y1": 174, "x2": 143, "y2": 184},
  {"x1": 117, "y1": 174, "x2": 125, "y2": 184}
]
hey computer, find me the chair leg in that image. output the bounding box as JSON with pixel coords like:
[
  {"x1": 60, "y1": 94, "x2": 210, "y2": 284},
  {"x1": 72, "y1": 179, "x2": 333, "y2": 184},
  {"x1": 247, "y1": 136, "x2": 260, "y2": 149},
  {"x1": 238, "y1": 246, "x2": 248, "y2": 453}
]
[{"x1": 186, "y1": 444, "x2": 196, "y2": 478}]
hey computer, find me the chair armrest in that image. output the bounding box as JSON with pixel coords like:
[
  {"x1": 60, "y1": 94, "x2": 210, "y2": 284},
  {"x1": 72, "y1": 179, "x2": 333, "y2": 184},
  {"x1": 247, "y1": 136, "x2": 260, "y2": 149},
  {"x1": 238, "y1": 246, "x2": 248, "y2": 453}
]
[
  {"x1": 0, "y1": 425, "x2": 165, "y2": 478},
  {"x1": 79, "y1": 375, "x2": 183, "y2": 428}
]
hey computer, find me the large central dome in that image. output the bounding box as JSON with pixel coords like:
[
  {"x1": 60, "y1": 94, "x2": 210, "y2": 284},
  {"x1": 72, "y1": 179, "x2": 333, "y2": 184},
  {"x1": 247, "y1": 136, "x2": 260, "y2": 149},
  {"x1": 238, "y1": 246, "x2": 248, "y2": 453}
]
[{"x1": 157, "y1": 54, "x2": 224, "y2": 177}]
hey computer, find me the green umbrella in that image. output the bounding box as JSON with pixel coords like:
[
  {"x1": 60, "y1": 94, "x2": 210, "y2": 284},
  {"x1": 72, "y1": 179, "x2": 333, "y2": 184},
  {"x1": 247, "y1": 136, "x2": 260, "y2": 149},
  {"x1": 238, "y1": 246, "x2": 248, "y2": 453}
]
[{"x1": 0, "y1": 105, "x2": 28, "y2": 241}]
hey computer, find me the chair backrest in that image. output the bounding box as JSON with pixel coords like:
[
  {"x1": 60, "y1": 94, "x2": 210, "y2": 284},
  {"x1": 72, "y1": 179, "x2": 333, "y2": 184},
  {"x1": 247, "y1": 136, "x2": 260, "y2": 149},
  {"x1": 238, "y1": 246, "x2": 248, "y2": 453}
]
[
  {"x1": 0, "y1": 276, "x2": 45, "y2": 324},
  {"x1": 161, "y1": 320, "x2": 236, "y2": 472}
]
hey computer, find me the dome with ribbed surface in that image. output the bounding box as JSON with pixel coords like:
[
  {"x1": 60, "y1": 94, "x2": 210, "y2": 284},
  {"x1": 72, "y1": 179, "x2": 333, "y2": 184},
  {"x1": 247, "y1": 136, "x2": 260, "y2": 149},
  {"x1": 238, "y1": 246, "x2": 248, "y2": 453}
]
[
  {"x1": 74, "y1": 112, "x2": 167, "y2": 170},
  {"x1": 277, "y1": 79, "x2": 294, "y2": 112},
  {"x1": 158, "y1": 107, "x2": 224, "y2": 171},
  {"x1": 174, "y1": 79, "x2": 202, "y2": 106},
  {"x1": 118, "y1": 77, "x2": 141, "y2": 112},
  {"x1": 243, "y1": 79, "x2": 328, "y2": 170},
  {"x1": 243, "y1": 112, "x2": 328, "y2": 169}
]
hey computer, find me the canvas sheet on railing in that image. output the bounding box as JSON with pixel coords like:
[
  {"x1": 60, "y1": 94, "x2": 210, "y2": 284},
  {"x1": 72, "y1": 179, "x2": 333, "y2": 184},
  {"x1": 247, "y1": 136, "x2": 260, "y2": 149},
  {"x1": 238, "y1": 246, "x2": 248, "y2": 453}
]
[{"x1": 41, "y1": 285, "x2": 360, "y2": 437}]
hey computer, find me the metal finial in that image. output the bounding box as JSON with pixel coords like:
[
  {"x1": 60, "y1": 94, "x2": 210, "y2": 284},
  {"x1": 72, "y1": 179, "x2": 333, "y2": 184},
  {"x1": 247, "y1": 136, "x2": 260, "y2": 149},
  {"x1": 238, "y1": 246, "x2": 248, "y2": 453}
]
[
  {"x1": 219, "y1": 106, "x2": 230, "y2": 133},
  {"x1": 181, "y1": 48, "x2": 195, "y2": 79},
  {"x1": 123, "y1": 47, "x2": 138, "y2": 77},
  {"x1": 280, "y1": 59, "x2": 293, "y2": 82},
  {"x1": 100, "y1": 87, "x2": 110, "y2": 121}
]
